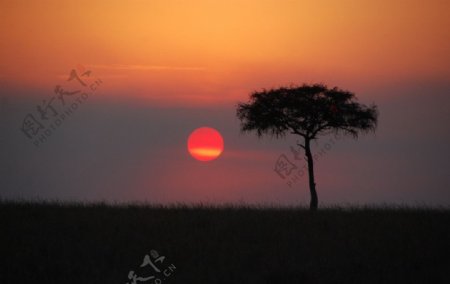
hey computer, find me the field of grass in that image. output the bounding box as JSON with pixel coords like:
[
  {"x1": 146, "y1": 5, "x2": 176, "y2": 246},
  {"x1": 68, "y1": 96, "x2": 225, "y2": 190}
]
[{"x1": 0, "y1": 200, "x2": 449, "y2": 283}]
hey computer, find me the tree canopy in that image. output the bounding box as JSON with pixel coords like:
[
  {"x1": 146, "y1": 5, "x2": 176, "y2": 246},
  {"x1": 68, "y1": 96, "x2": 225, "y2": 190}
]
[{"x1": 237, "y1": 84, "x2": 378, "y2": 142}]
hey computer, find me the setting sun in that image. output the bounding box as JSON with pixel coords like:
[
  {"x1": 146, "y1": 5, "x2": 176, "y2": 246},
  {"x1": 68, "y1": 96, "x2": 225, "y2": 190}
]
[{"x1": 187, "y1": 127, "x2": 224, "y2": 161}]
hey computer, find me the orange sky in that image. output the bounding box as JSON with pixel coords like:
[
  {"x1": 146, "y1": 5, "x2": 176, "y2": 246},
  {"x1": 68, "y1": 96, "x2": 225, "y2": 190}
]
[
  {"x1": 2, "y1": 0, "x2": 450, "y2": 205},
  {"x1": 1, "y1": 0, "x2": 449, "y2": 104}
]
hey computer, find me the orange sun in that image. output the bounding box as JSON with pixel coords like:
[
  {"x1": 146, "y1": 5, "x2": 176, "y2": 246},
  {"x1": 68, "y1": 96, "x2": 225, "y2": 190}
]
[{"x1": 187, "y1": 127, "x2": 224, "y2": 161}]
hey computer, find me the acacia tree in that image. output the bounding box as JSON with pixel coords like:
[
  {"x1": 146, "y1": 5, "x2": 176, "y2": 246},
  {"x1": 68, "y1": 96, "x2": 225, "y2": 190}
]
[{"x1": 236, "y1": 84, "x2": 378, "y2": 210}]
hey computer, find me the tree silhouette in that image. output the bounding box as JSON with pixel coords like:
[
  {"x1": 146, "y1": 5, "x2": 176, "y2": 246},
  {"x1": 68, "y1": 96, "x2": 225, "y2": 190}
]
[{"x1": 236, "y1": 84, "x2": 378, "y2": 210}]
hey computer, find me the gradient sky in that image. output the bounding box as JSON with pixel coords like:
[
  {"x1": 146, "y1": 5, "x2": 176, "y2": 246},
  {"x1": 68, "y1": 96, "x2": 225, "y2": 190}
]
[{"x1": 1, "y1": 0, "x2": 450, "y2": 206}]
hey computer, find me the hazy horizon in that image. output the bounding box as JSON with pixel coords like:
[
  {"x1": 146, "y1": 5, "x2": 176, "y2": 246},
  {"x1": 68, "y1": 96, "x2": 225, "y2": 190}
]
[{"x1": 1, "y1": 0, "x2": 450, "y2": 206}]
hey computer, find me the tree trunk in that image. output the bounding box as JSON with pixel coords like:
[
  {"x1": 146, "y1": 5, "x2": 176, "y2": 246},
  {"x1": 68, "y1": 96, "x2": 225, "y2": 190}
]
[{"x1": 304, "y1": 138, "x2": 318, "y2": 210}]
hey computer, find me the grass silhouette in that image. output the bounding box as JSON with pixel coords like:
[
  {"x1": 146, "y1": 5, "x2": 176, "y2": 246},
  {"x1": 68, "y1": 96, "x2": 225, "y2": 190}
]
[{"x1": 1, "y1": 200, "x2": 449, "y2": 283}]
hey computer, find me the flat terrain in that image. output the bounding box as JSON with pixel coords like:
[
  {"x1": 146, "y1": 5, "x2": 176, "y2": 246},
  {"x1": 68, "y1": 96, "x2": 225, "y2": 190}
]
[{"x1": 0, "y1": 201, "x2": 449, "y2": 283}]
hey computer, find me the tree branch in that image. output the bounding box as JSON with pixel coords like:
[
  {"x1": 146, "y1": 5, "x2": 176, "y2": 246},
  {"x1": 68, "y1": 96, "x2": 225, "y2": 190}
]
[
  {"x1": 311, "y1": 123, "x2": 330, "y2": 137},
  {"x1": 286, "y1": 121, "x2": 307, "y2": 137},
  {"x1": 296, "y1": 140, "x2": 305, "y2": 149}
]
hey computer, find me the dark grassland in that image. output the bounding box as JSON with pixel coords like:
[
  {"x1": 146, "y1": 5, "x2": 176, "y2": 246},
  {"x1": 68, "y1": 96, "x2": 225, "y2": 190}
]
[{"x1": 0, "y1": 200, "x2": 449, "y2": 284}]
